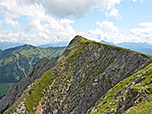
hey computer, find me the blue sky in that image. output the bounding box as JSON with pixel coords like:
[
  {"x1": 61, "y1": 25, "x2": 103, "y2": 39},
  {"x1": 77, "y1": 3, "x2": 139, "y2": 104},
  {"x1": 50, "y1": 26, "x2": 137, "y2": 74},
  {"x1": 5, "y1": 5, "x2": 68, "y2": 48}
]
[{"x1": 0, "y1": 0, "x2": 152, "y2": 45}]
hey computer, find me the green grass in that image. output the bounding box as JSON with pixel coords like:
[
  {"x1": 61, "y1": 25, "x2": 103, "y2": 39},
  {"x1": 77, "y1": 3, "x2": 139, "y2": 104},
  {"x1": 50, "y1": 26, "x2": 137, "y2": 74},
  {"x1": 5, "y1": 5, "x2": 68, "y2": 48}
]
[
  {"x1": 0, "y1": 45, "x2": 65, "y2": 83},
  {"x1": 0, "y1": 83, "x2": 11, "y2": 97},
  {"x1": 67, "y1": 37, "x2": 91, "y2": 62},
  {"x1": 96, "y1": 57, "x2": 116, "y2": 76},
  {"x1": 124, "y1": 100, "x2": 152, "y2": 114},
  {"x1": 91, "y1": 61, "x2": 152, "y2": 114},
  {"x1": 24, "y1": 68, "x2": 56, "y2": 113},
  {"x1": 7, "y1": 68, "x2": 56, "y2": 114}
]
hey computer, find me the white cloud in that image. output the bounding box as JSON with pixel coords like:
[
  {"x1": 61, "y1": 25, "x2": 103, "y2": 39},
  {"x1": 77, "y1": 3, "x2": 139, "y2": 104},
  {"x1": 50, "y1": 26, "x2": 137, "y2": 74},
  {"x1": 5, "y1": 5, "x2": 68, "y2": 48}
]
[
  {"x1": 34, "y1": 0, "x2": 122, "y2": 18},
  {"x1": 105, "y1": 8, "x2": 121, "y2": 19},
  {"x1": 3, "y1": 18, "x2": 20, "y2": 28},
  {"x1": 132, "y1": 0, "x2": 136, "y2": 2},
  {"x1": 132, "y1": 0, "x2": 144, "y2": 2},
  {"x1": 0, "y1": 0, "x2": 123, "y2": 18},
  {"x1": 130, "y1": 22, "x2": 152, "y2": 44},
  {"x1": 84, "y1": 21, "x2": 152, "y2": 44},
  {"x1": 0, "y1": 20, "x2": 2, "y2": 27},
  {"x1": 88, "y1": 29, "x2": 104, "y2": 41},
  {"x1": 0, "y1": 0, "x2": 77, "y2": 44},
  {"x1": 0, "y1": 18, "x2": 77, "y2": 45},
  {"x1": 139, "y1": 22, "x2": 152, "y2": 28},
  {"x1": 0, "y1": 0, "x2": 123, "y2": 44},
  {"x1": 0, "y1": 31, "x2": 37, "y2": 44},
  {"x1": 83, "y1": 21, "x2": 125, "y2": 43},
  {"x1": 0, "y1": 0, "x2": 147, "y2": 45},
  {"x1": 97, "y1": 21, "x2": 119, "y2": 32}
]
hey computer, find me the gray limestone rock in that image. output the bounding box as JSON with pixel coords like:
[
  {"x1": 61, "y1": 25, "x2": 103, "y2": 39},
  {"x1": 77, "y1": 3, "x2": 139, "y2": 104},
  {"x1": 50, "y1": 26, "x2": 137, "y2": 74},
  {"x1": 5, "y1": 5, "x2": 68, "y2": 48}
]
[{"x1": 1, "y1": 36, "x2": 151, "y2": 114}]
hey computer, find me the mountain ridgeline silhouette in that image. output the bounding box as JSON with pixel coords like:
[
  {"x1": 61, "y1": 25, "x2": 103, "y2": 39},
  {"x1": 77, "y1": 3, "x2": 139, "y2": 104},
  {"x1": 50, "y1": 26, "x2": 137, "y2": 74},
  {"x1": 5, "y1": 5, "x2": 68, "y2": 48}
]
[{"x1": 1, "y1": 36, "x2": 152, "y2": 114}]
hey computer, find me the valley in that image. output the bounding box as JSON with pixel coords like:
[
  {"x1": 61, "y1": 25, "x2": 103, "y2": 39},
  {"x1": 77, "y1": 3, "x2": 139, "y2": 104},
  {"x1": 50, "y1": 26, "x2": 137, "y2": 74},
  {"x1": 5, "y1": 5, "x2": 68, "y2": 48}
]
[{"x1": 0, "y1": 45, "x2": 65, "y2": 98}]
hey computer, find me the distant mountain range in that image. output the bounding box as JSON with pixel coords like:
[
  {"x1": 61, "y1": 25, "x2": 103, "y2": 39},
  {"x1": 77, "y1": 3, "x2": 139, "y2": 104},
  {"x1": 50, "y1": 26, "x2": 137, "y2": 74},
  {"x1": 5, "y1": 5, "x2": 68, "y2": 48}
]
[
  {"x1": 100, "y1": 40, "x2": 115, "y2": 46},
  {"x1": 0, "y1": 41, "x2": 69, "y2": 51},
  {"x1": 38, "y1": 41, "x2": 69, "y2": 48},
  {"x1": 0, "y1": 42, "x2": 24, "y2": 50},
  {"x1": 101, "y1": 40, "x2": 152, "y2": 55},
  {"x1": 2, "y1": 40, "x2": 151, "y2": 56},
  {"x1": 0, "y1": 45, "x2": 65, "y2": 83}
]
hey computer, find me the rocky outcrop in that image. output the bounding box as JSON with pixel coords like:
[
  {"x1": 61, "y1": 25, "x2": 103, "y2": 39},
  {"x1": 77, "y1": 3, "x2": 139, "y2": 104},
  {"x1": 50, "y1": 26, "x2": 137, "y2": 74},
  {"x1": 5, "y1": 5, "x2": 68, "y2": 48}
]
[
  {"x1": 89, "y1": 61, "x2": 152, "y2": 114},
  {"x1": 39, "y1": 37, "x2": 150, "y2": 114},
  {"x1": 2, "y1": 36, "x2": 151, "y2": 114}
]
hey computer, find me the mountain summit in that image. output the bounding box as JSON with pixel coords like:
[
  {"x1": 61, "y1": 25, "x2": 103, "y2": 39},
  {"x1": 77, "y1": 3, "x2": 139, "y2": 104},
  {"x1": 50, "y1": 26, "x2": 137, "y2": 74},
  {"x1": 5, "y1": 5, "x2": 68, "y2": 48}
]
[{"x1": 1, "y1": 36, "x2": 152, "y2": 114}]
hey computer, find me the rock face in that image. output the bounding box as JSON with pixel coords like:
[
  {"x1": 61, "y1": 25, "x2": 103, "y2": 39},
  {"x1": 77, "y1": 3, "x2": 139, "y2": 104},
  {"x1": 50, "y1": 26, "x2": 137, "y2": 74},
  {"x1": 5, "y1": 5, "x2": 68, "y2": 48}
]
[
  {"x1": 88, "y1": 61, "x2": 152, "y2": 114},
  {"x1": 1, "y1": 36, "x2": 151, "y2": 114}
]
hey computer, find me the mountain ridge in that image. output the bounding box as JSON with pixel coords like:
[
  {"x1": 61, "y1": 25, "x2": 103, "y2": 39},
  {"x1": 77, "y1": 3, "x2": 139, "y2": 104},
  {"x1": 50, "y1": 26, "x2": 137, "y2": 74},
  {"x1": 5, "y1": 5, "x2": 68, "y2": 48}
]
[
  {"x1": 1, "y1": 36, "x2": 152, "y2": 114},
  {"x1": 0, "y1": 45, "x2": 65, "y2": 83}
]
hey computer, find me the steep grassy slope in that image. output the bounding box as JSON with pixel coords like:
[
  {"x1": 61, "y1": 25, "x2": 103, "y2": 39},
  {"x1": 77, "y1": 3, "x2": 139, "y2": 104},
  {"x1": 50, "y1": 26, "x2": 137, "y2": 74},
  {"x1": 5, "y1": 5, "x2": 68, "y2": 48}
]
[
  {"x1": 2, "y1": 36, "x2": 151, "y2": 114},
  {"x1": 0, "y1": 45, "x2": 65, "y2": 83},
  {"x1": 89, "y1": 60, "x2": 152, "y2": 114}
]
